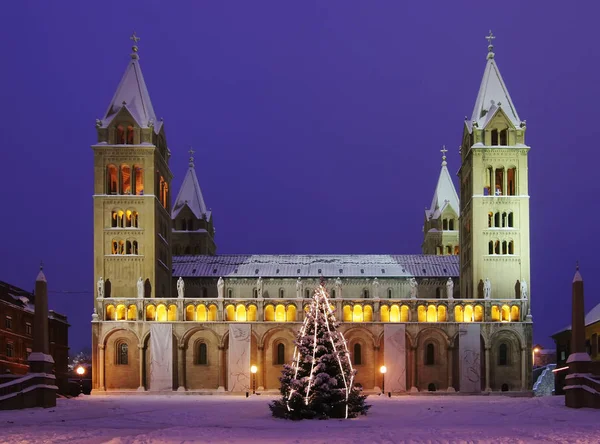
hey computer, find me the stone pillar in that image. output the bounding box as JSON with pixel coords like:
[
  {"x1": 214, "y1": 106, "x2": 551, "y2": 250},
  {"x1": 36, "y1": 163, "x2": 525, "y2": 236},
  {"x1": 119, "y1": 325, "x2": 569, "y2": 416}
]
[
  {"x1": 137, "y1": 345, "x2": 145, "y2": 391},
  {"x1": 217, "y1": 346, "x2": 225, "y2": 391},
  {"x1": 570, "y1": 268, "x2": 587, "y2": 356},
  {"x1": 177, "y1": 344, "x2": 186, "y2": 391},
  {"x1": 520, "y1": 347, "x2": 527, "y2": 391},
  {"x1": 98, "y1": 344, "x2": 105, "y2": 390},
  {"x1": 32, "y1": 269, "x2": 50, "y2": 356},
  {"x1": 446, "y1": 347, "x2": 455, "y2": 392},
  {"x1": 373, "y1": 346, "x2": 381, "y2": 392},
  {"x1": 373, "y1": 301, "x2": 380, "y2": 322},
  {"x1": 410, "y1": 346, "x2": 419, "y2": 392},
  {"x1": 258, "y1": 346, "x2": 265, "y2": 390},
  {"x1": 485, "y1": 347, "x2": 491, "y2": 392},
  {"x1": 257, "y1": 300, "x2": 264, "y2": 321}
]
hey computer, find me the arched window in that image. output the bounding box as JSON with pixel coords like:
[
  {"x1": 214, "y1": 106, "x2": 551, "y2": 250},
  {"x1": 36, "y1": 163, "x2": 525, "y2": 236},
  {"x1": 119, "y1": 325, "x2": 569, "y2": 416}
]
[
  {"x1": 126, "y1": 125, "x2": 134, "y2": 144},
  {"x1": 494, "y1": 212, "x2": 500, "y2": 227},
  {"x1": 508, "y1": 241, "x2": 514, "y2": 255},
  {"x1": 121, "y1": 165, "x2": 131, "y2": 194},
  {"x1": 442, "y1": 219, "x2": 448, "y2": 230},
  {"x1": 436, "y1": 288, "x2": 442, "y2": 299},
  {"x1": 105, "y1": 305, "x2": 115, "y2": 321},
  {"x1": 502, "y1": 241, "x2": 507, "y2": 255},
  {"x1": 507, "y1": 167, "x2": 516, "y2": 195},
  {"x1": 116, "y1": 342, "x2": 128, "y2": 365},
  {"x1": 276, "y1": 343, "x2": 285, "y2": 365},
  {"x1": 502, "y1": 212, "x2": 507, "y2": 228},
  {"x1": 446, "y1": 245, "x2": 452, "y2": 255},
  {"x1": 332, "y1": 289, "x2": 336, "y2": 298},
  {"x1": 494, "y1": 240, "x2": 500, "y2": 255},
  {"x1": 488, "y1": 241, "x2": 494, "y2": 255},
  {"x1": 485, "y1": 166, "x2": 493, "y2": 195},
  {"x1": 495, "y1": 168, "x2": 504, "y2": 195},
  {"x1": 279, "y1": 289, "x2": 284, "y2": 299},
  {"x1": 353, "y1": 343, "x2": 362, "y2": 365},
  {"x1": 491, "y1": 129, "x2": 498, "y2": 146},
  {"x1": 116, "y1": 125, "x2": 125, "y2": 144},
  {"x1": 181, "y1": 219, "x2": 187, "y2": 231},
  {"x1": 132, "y1": 212, "x2": 139, "y2": 228},
  {"x1": 488, "y1": 212, "x2": 493, "y2": 228},
  {"x1": 305, "y1": 289, "x2": 310, "y2": 298},
  {"x1": 387, "y1": 288, "x2": 392, "y2": 299},
  {"x1": 499, "y1": 129, "x2": 508, "y2": 146},
  {"x1": 197, "y1": 342, "x2": 208, "y2": 365},
  {"x1": 425, "y1": 343, "x2": 435, "y2": 365},
  {"x1": 449, "y1": 219, "x2": 455, "y2": 230},
  {"x1": 227, "y1": 288, "x2": 233, "y2": 298},
  {"x1": 107, "y1": 165, "x2": 118, "y2": 194},
  {"x1": 253, "y1": 289, "x2": 258, "y2": 298},
  {"x1": 126, "y1": 240, "x2": 132, "y2": 254},
  {"x1": 363, "y1": 289, "x2": 369, "y2": 299},
  {"x1": 508, "y1": 212, "x2": 514, "y2": 228},
  {"x1": 498, "y1": 343, "x2": 508, "y2": 366},
  {"x1": 134, "y1": 166, "x2": 144, "y2": 195}
]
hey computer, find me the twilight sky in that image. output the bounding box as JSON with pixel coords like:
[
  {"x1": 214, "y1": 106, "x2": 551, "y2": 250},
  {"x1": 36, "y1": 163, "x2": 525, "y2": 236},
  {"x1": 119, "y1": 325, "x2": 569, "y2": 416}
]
[{"x1": 1, "y1": 1, "x2": 599, "y2": 354}]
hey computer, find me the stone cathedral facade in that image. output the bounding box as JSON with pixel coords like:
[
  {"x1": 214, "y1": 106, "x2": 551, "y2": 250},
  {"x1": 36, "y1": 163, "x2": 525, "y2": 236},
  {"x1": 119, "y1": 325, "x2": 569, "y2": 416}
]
[{"x1": 91, "y1": 35, "x2": 533, "y2": 394}]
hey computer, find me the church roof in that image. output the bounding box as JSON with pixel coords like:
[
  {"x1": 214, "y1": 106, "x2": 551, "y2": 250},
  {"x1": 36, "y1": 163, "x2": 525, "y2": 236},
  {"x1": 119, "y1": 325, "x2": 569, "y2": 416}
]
[
  {"x1": 470, "y1": 54, "x2": 520, "y2": 130},
  {"x1": 172, "y1": 161, "x2": 209, "y2": 220},
  {"x1": 101, "y1": 52, "x2": 159, "y2": 132},
  {"x1": 425, "y1": 158, "x2": 459, "y2": 220},
  {"x1": 552, "y1": 302, "x2": 600, "y2": 336},
  {"x1": 172, "y1": 254, "x2": 459, "y2": 278}
]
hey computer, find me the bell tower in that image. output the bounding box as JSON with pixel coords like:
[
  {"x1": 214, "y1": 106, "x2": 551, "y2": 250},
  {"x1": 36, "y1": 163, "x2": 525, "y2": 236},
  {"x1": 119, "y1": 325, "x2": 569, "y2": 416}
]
[
  {"x1": 92, "y1": 34, "x2": 173, "y2": 300},
  {"x1": 458, "y1": 32, "x2": 531, "y2": 302}
]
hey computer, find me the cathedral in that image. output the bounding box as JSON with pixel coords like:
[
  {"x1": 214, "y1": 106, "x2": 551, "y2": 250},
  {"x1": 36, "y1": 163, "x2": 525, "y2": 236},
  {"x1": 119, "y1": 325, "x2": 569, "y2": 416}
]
[{"x1": 91, "y1": 33, "x2": 533, "y2": 394}]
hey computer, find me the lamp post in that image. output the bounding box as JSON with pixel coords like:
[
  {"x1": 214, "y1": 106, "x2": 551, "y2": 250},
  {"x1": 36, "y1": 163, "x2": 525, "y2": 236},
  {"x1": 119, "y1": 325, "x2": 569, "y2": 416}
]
[
  {"x1": 76, "y1": 366, "x2": 85, "y2": 395},
  {"x1": 533, "y1": 347, "x2": 540, "y2": 367},
  {"x1": 380, "y1": 365, "x2": 387, "y2": 396},
  {"x1": 250, "y1": 365, "x2": 257, "y2": 395}
]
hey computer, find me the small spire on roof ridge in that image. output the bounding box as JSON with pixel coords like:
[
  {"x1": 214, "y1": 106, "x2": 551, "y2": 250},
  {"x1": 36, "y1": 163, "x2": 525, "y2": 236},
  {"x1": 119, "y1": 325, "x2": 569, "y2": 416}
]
[
  {"x1": 486, "y1": 30, "x2": 495, "y2": 60},
  {"x1": 40, "y1": 260, "x2": 43, "y2": 271},
  {"x1": 576, "y1": 260, "x2": 579, "y2": 271},
  {"x1": 130, "y1": 32, "x2": 140, "y2": 59},
  {"x1": 188, "y1": 147, "x2": 195, "y2": 167},
  {"x1": 440, "y1": 145, "x2": 448, "y2": 166}
]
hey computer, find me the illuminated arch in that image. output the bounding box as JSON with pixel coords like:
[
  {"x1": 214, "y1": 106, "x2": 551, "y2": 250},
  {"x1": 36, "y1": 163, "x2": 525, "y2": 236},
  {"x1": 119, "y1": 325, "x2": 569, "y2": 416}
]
[
  {"x1": 196, "y1": 304, "x2": 207, "y2": 322},
  {"x1": 390, "y1": 304, "x2": 400, "y2": 322},
  {"x1": 426, "y1": 305, "x2": 437, "y2": 322},
  {"x1": 491, "y1": 305, "x2": 500, "y2": 322},
  {"x1": 286, "y1": 305, "x2": 297, "y2": 322},
  {"x1": 510, "y1": 305, "x2": 520, "y2": 322},
  {"x1": 265, "y1": 304, "x2": 275, "y2": 322},
  {"x1": 225, "y1": 304, "x2": 235, "y2": 321},
  {"x1": 474, "y1": 305, "x2": 484, "y2": 322},
  {"x1": 127, "y1": 305, "x2": 137, "y2": 321},
  {"x1": 275, "y1": 304, "x2": 286, "y2": 322},
  {"x1": 353, "y1": 305, "x2": 364, "y2": 322},
  {"x1": 156, "y1": 304, "x2": 167, "y2": 322},
  {"x1": 208, "y1": 304, "x2": 217, "y2": 321},
  {"x1": 105, "y1": 304, "x2": 115, "y2": 321},
  {"x1": 363, "y1": 305, "x2": 373, "y2": 322},
  {"x1": 417, "y1": 305, "x2": 426, "y2": 322},
  {"x1": 168, "y1": 304, "x2": 177, "y2": 321},
  {"x1": 247, "y1": 305, "x2": 257, "y2": 321},
  {"x1": 343, "y1": 305, "x2": 352, "y2": 322},
  {"x1": 454, "y1": 305, "x2": 464, "y2": 323},
  {"x1": 437, "y1": 305, "x2": 447, "y2": 322},
  {"x1": 501, "y1": 305, "x2": 510, "y2": 322},
  {"x1": 145, "y1": 304, "x2": 156, "y2": 321},
  {"x1": 381, "y1": 305, "x2": 390, "y2": 322},
  {"x1": 400, "y1": 305, "x2": 409, "y2": 322},
  {"x1": 464, "y1": 305, "x2": 474, "y2": 322},
  {"x1": 236, "y1": 304, "x2": 247, "y2": 322},
  {"x1": 185, "y1": 304, "x2": 195, "y2": 321},
  {"x1": 116, "y1": 304, "x2": 126, "y2": 321}
]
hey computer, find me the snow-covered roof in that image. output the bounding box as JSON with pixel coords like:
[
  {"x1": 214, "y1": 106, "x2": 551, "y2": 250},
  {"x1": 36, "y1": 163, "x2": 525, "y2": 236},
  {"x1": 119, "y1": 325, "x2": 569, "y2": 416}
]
[
  {"x1": 101, "y1": 53, "x2": 159, "y2": 132},
  {"x1": 553, "y1": 302, "x2": 600, "y2": 336},
  {"x1": 470, "y1": 56, "x2": 520, "y2": 130},
  {"x1": 425, "y1": 161, "x2": 459, "y2": 220},
  {"x1": 173, "y1": 254, "x2": 459, "y2": 278},
  {"x1": 172, "y1": 164, "x2": 209, "y2": 220}
]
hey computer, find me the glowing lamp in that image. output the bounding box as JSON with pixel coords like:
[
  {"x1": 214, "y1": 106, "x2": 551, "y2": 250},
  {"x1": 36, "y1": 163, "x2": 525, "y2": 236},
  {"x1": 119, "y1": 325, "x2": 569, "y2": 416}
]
[
  {"x1": 380, "y1": 365, "x2": 387, "y2": 374},
  {"x1": 76, "y1": 366, "x2": 85, "y2": 376},
  {"x1": 250, "y1": 365, "x2": 257, "y2": 374},
  {"x1": 533, "y1": 347, "x2": 540, "y2": 354}
]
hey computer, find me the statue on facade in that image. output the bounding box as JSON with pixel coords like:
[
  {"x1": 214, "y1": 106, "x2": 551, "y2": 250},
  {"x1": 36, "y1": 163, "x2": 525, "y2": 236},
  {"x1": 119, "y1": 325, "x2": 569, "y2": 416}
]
[
  {"x1": 91, "y1": 307, "x2": 99, "y2": 322},
  {"x1": 372, "y1": 277, "x2": 380, "y2": 299},
  {"x1": 217, "y1": 277, "x2": 224, "y2": 299},
  {"x1": 296, "y1": 277, "x2": 302, "y2": 298},
  {"x1": 97, "y1": 277, "x2": 104, "y2": 298},
  {"x1": 483, "y1": 278, "x2": 491, "y2": 299},
  {"x1": 256, "y1": 276, "x2": 263, "y2": 298},
  {"x1": 409, "y1": 277, "x2": 418, "y2": 299},
  {"x1": 137, "y1": 277, "x2": 144, "y2": 298},
  {"x1": 446, "y1": 277, "x2": 454, "y2": 299},
  {"x1": 520, "y1": 279, "x2": 528, "y2": 300},
  {"x1": 176, "y1": 277, "x2": 185, "y2": 299}
]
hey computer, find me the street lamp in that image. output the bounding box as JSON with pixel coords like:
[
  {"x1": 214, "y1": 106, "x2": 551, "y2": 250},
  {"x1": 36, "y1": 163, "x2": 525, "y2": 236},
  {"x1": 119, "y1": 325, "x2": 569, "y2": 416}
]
[
  {"x1": 250, "y1": 365, "x2": 257, "y2": 394},
  {"x1": 76, "y1": 366, "x2": 85, "y2": 395},
  {"x1": 533, "y1": 347, "x2": 540, "y2": 367},
  {"x1": 380, "y1": 365, "x2": 387, "y2": 396}
]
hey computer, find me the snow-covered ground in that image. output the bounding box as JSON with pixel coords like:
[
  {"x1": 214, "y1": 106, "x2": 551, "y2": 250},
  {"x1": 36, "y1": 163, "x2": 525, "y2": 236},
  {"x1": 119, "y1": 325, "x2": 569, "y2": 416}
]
[{"x1": 0, "y1": 394, "x2": 599, "y2": 443}]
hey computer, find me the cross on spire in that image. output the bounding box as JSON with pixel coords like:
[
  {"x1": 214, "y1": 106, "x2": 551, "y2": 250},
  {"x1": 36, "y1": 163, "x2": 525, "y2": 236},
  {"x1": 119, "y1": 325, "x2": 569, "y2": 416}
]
[
  {"x1": 188, "y1": 147, "x2": 195, "y2": 167},
  {"x1": 440, "y1": 145, "x2": 448, "y2": 166},
  {"x1": 486, "y1": 30, "x2": 495, "y2": 59},
  {"x1": 130, "y1": 32, "x2": 140, "y2": 57}
]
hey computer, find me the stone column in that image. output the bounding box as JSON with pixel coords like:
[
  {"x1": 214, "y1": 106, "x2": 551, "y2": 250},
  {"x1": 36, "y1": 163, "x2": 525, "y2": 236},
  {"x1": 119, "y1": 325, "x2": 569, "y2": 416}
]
[
  {"x1": 485, "y1": 347, "x2": 491, "y2": 392},
  {"x1": 258, "y1": 346, "x2": 265, "y2": 390},
  {"x1": 520, "y1": 347, "x2": 527, "y2": 391},
  {"x1": 137, "y1": 345, "x2": 145, "y2": 391},
  {"x1": 410, "y1": 346, "x2": 419, "y2": 392},
  {"x1": 373, "y1": 301, "x2": 380, "y2": 322},
  {"x1": 177, "y1": 344, "x2": 186, "y2": 391},
  {"x1": 257, "y1": 300, "x2": 264, "y2": 321},
  {"x1": 98, "y1": 344, "x2": 105, "y2": 391},
  {"x1": 217, "y1": 346, "x2": 225, "y2": 391},
  {"x1": 373, "y1": 346, "x2": 381, "y2": 392},
  {"x1": 446, "y1": 347, "x2": 455, "y2": 392}
]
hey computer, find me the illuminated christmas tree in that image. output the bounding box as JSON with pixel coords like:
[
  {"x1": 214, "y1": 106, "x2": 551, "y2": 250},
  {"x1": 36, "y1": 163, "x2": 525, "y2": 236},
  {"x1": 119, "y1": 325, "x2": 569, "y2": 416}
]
[{"x1": 269, "y1": 279, "x2": 370, "y2": 420}]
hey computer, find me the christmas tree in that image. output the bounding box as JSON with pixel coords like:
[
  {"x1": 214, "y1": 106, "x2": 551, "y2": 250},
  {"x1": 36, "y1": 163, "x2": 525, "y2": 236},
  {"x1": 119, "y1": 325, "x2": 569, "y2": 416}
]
[{"x1": 270, "y1": 280, "x2": 370, "y2": 420}]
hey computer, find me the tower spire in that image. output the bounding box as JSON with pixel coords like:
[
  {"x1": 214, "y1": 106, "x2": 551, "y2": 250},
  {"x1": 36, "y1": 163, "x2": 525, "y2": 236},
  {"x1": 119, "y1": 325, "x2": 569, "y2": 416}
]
[
  {"x1": 440, "y1": 145, "x2": 448, "y2": 166},
  {"x1": 130, "y1": 31, "x2": 140, "y2": 59},
  {"x1": 486, "y1": 30, "x2": 495, "y2": 60},
  {"x1": 188, "y1": 147, "x2": 195, "y2": 167}
]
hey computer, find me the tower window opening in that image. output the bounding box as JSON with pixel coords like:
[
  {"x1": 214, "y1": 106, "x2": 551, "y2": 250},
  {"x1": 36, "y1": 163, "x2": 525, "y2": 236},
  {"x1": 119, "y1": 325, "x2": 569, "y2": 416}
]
[
  {"x1": 488, "y1": 212, "x2": 493, "y2": 228},
  {"x1": 507, "y1": 167, "x2": 516, "y2": 195},
  {"x1": 449, "y1": 219, "x2": 455, "y2": 230},
  {"x1": 508, "y1": 241, "x2": 514, "y2": 255},
  {"x1": 491, "y1": 129, "x2": 499, "y2": 146},
  {"x1": 502, "y1": 212, "x2": 507, "y2": 228},
  {"x1": 499, "y1": 129, "x2": 508, "y2": 146},
  {"x1": 494, "y1": 240, "x2": 500, "y2": 255},
  {"x1": 485, "y1": 167, "x2": 493, "y2": 195},
  {"x1": 276, "y1": 343, "x2": 285, "y2": 365},
  {"x1": 363, "y1": 289, "x2": 369, "y2": 299},
  {"x1": 126, "y1": 240, "x2": 132, "y2": 255},
  {"x1": 508, "y1": 212, "x2": 514, "y2": 228},
  {"x1": 111, "y1": 240, "x2": 119, "y2": 255},
  {"x1": 495, "y1": 168, "x2": 504, "y2": 196},
  {"x1": 502, "y1": 241, "x2": 507, "y2": 255},
  {"x1": 116, "y1": 125, "x2": 125, "y2": 144},
  {"x1": 134, "y1": 166, "x2": 144, "y2": 195},
  {"x1": 305, "y1": 289, "x2": 310, "y2": 298},
  {"x1": 454, "y1": 246, "x2": 459, "y2": 255},
  {"x1": 443, "y1": 219, "x2": 448, "y2": 230},
  {"x1": 107, "y1": 165, "x2": 118, "y2": 194},
  {"x1": 388, "y1": 288, "x2": 392, "y2": 299},
  {"x1": 126, "y1": 125, "x2": 134, "y2": 144},
  {"x1": 279, "y1": 289, "x2": 284, "y2": 299},
  {"x1": 494, "y1": 212, "x2": 500, "y2": 228},
  {"x1": 121, "y1": 165, "x2": 132, "y2": 194},
  {"x1": 446, "y1": 245, "x2": 452, "y2": 255}
]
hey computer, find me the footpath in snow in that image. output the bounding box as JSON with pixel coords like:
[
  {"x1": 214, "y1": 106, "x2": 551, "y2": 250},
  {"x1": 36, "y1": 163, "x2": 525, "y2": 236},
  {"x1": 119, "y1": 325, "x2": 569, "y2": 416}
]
[{"x1": 0, "y1": 394, "x2": 599, "y2": 443}]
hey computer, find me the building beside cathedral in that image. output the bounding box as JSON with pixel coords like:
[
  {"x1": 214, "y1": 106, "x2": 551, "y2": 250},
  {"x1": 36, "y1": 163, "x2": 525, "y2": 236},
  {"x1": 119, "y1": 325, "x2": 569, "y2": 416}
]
[{"x1": 91, "y1": 34, "x2": 533, "y2": 394}]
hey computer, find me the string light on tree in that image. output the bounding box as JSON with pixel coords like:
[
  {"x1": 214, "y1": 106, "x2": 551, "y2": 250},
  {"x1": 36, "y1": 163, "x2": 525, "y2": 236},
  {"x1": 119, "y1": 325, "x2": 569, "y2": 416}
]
[{"x1": 270, "y1": 278, "x2": 370, "y2": 420}]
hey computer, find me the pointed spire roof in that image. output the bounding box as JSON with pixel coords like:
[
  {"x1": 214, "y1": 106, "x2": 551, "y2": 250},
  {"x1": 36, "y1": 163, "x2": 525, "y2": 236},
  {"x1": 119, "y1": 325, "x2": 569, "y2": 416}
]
[
  {"x1": 470, "y1": 31, "x2": 520, "y2": 129},
  {"x1": 101, "y1": 33, "x2": 159, "y2": 132},
  {"x1": 426, "y1": 147, "x2": 460, "y2": 220},
  {"x1": 172, "y1": 149, "x2": 209, "y2": 220}
]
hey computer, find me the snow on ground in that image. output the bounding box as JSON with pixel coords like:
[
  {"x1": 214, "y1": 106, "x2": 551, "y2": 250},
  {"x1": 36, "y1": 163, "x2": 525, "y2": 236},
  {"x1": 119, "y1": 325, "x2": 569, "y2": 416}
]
[{"x1": 0, "y1": 394, "x2": 599, "y2": 444}]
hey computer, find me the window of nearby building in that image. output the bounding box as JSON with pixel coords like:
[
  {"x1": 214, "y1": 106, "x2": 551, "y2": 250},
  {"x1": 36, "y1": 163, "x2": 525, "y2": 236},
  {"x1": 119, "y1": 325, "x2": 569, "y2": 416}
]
[
  {"x1": 25, "y1": 322, "x2": 32, "y2": 335},
  {"x1": 26, "y1": 348, "x2": 31, "y2": 359},
  {"x1": 6, "y1": 342, "x2": 14, "y2": 358},
  {"x1": 5, "y1": 316, "x2": 12, "y2": 330}
]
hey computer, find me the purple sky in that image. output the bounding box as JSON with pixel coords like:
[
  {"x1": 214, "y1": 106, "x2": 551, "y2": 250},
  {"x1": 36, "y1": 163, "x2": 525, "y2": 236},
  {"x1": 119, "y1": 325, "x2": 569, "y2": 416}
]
[{"x1": 1, "y1": 1, "x2": 598, "y2": 354}]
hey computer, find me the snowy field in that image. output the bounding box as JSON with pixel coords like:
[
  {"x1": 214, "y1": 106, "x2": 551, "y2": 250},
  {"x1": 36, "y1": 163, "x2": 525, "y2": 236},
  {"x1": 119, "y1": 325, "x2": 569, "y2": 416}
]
[{"x1": 1, "y1": 394, "x2": 599, "y2": 443}]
